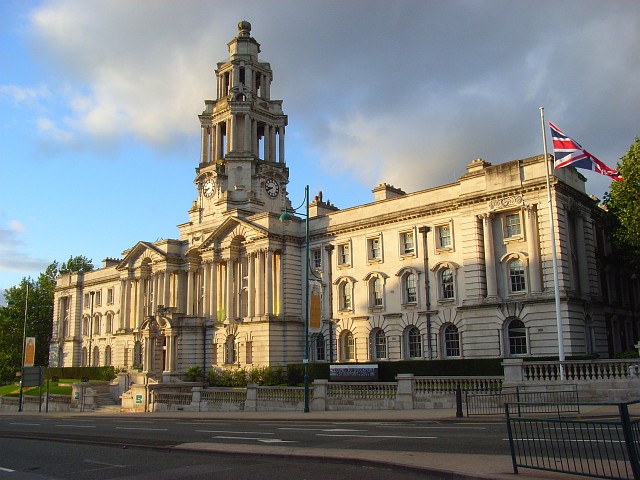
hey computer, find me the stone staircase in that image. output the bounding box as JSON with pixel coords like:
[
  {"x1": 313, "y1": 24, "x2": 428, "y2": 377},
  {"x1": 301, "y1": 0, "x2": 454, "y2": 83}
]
[{"x1": 93, "y1": 392, "x2": 121, "y2": 412}]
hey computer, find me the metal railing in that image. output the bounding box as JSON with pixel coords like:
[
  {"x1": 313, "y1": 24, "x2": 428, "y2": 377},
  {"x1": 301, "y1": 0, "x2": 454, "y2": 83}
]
[
  {"x1": 466, "y1": 384, "x2": 580, "y2": 416},
  {"x1": 505, "y1": 400, "x2": 640, "y2": 479}
]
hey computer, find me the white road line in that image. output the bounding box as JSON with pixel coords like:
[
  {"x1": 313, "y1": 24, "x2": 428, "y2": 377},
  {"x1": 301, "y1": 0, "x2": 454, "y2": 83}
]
[
  {"x1": 0, "y1": 467, "x2": 15, "y2": 472},
  {"x1": 317, "y1": 434, "x2": 437, "y2": 439},
  {"x1": 115, "y1": 427, "x2": 167, "y2": 431},
  {"x1": 55, "y1": 424, "x2": 96, "y2": 428},
  {"x1": 196, "y1": 430, "x2": 274, "y2": 435},
  {"x1": 84, "y1": 460, "x2": 127, "y2": 468},
  {"x1": 376, "y1": 425, "x2": 486, "y2": 430},
  {"x1": 212, "y1": 436, "x2": 296, "y2": 443},
  {"x1": 9, "y1": 422, "x2": 40, "y2": 426},
  {"x1": 504, "y1": 438, "x2": 625, "y2": 444},
  {"x1": 279, "y1": 427, "x2": 365, "y2": 432}
]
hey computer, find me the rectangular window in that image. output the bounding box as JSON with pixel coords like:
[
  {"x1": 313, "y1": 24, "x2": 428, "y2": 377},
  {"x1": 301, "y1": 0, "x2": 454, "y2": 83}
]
[
  {"x1": 400, "y1": 231, "x2": 415, "y2": 255},
  {"x1": 107, "y1": 288, "x2": 114, "y2": 305},
  {"x1": 338, "y1": 243, "x2": 351, "y2": 266},
  {"x1": 367, "y1": 236, "x2": 382, "y2": 262},
  {"x1": 311, "y1": 249, "x2": 322, "y2": 269},
  {"x1": 437, "y1": 225, "x2": 452, "y2": 249},
  {"x1": 95, "y1": 290, "x2": 102, "y2": 307},
  {"x1": 84, "y1": 293, "x2": 90, "y2": 309},
  {"x1": 246, "y1": 341, "x2": 253, "y2": 364},
  {"x1": 406, "y1": 274, "x2": 417, "y2": 303},
  {"x1": 505, "y1": 213, "x2": 522, "y2": 239}
]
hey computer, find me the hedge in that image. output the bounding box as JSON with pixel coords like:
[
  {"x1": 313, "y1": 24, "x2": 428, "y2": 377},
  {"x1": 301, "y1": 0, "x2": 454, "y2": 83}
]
[{"x1": 46, "y1": 366, "x2": 116, "y2": 381}]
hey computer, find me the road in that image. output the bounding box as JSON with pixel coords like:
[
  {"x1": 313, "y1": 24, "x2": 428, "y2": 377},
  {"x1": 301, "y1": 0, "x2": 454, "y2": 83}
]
[
  {"x1": 0, "y1": 415, "x2": 511, "y2": 479},
  {"x1": 0, "y1": 415, "x2": 509, "y2": 455}
]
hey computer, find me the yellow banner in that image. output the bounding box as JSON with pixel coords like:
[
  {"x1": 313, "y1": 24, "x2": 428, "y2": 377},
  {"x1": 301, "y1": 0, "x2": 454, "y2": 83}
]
[{"x1": 24, "y1": 337, "x2": 35, "y2": 367}]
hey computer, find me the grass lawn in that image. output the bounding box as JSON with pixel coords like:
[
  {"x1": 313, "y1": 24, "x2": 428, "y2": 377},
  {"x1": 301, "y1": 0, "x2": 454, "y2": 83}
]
[{"x1": 0, "y1": 382, "x2": 73, "y2": 397}]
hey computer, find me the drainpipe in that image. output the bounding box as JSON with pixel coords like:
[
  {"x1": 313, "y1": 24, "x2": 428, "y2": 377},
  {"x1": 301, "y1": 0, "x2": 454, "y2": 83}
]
[{"x1": 418, "y1": 227, "x2": 432, "y2": 360}]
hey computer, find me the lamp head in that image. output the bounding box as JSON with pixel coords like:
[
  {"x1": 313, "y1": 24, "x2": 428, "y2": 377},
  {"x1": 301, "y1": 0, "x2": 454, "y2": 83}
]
[{"x1": 279, "y1": 212, "x2": 293, "y2": 226}]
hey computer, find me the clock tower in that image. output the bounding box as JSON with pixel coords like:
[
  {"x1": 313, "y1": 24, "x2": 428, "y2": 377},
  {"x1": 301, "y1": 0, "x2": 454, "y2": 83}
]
[{"x1": 190, "y1": 21, "x2": 290, "y2": 228}]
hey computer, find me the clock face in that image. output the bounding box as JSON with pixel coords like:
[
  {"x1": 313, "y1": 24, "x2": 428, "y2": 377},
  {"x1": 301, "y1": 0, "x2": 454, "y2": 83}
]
[
  {"x1": 265, "y1": 178, "x2": 279, "y2": 197},
  {"x1": 202, "y1": 179, "x2": 215, "y2": 197}
]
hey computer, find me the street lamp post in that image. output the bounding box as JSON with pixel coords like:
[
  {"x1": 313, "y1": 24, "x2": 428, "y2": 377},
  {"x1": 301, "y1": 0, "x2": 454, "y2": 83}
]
[
  {"x1": 279, "y1": 185, "x2": 310, "y2": 413},
  {"x1": 18, "y1": 283, "x2": 29, "y2": 412}
]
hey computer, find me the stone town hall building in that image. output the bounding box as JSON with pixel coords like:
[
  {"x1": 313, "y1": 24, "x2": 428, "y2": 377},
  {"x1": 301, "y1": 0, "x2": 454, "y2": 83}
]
[{"x1": 50, "y1": 21, "x2": 638, "y2": 379}]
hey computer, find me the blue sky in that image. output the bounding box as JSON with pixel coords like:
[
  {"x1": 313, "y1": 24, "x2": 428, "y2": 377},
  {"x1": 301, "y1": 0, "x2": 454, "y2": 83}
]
[{"x1": 1, "y1": 0, "x2": 639, "y2": 300}]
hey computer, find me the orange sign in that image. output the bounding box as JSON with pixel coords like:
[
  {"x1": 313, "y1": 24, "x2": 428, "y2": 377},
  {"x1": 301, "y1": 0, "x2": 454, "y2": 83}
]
[
  {"x1": 309, "y1": 294, "x2": 321, "y2": 329},
  {"x1": 24, "y1": 337, "x2": 35, "y2": 367}
]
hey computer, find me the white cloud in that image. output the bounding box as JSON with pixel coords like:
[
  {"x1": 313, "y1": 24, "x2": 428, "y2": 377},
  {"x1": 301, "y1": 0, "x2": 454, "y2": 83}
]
[{"x1": 0, "y1": 84, "x2": 49, "y2": 103}]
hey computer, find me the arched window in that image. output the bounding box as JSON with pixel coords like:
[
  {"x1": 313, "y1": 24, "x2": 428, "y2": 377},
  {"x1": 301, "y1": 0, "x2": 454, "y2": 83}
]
[
  {"x1": 92, "y1": 346, "x2": 100, "y2": 366},
  {"x1": 403, "y1": 273, "x2": 417, "y2": 304},
  {"x1": 106, "y1": 312, "x2": 113, "y2": 334},
  {"x1": 339, "y1": 282, "x2": 352, "y2": 310},
  {"x1": 133, "y1": 341, "x2": 142, "y2": 367},
  {"x1": 405, "y1": 326, "x2": 422, "y2": 359},
  {"x1": 441, "y1": 268, "x2": 454, "y2": 300},
  {"x1": 93, "y1": 314, "x2": 101, "y2": 335},
  {"x1": 81, "y1": 347, "x2": 88, "y2": 367},
  {"x1": 371, "y1": 328, "x2": 387, "y2": 360},
  {"x1": 507, "y1": 319, "x2": 527, "y2": 355},
  {"x1": 82, "y1": 317, "x2": 89, "y2": 336},
  {"x1": 371, "y1": 277, "x2": 383, "y2": 307},
  {"x1": 225, "y1": 335, "x2": 237, "y2": 364},
  {"x1": 341, "y1": 330, "x2": 355, "y2": 361},
  {"x1": 104, "y1": 346, "x2": 112, "y2": 366},
  {"x1": 509, "y1": 259, "x2": 526, "y2": 293},
  {"x1": 443, "y1": 324, "x2": 461, "y2": 358},
  {"x1": 312, "y1": 333, "x2": 326, "y2": 361}
]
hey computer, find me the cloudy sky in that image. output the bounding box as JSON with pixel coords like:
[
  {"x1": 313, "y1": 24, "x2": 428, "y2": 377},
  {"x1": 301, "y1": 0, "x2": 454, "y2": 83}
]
[{"x1": 1, "y1": 0, "x2": 639, "y2": 296}]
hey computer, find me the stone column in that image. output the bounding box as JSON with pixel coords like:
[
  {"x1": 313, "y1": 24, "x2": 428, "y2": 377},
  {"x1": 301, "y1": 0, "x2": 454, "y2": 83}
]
[
  {"x1": 263, "y1": 125, "x2": 270, "y2": 162},
  {"x1": 201, "y1": 125, "x2": 209, "y2": 164},
  {"x1": 265, "y1": 250, "x2": 273, "y2": 315},
  {"x1": 526, "y1": 206, "x2": 542, "y2": 293},
  {"x1": 276, "y1": 252, "x2": 284, "y2": 316},
  {"x1": 226, "y1": 260, "x2": 234, "y2": 321},
  {"x1": 203, "y1": 262, "x2": 211, "y2": 318},
  {"x1": 252, "y1": 120, "x2": 258, "y2": 157},
  {"x1": 136, "y1": 279, "x2": 145, "y2": 328},
  {"x1": 248, "y1": 253, "x2": 255, "y2": 318},
  {"x1": 481, "y1": 213, "x2": 498, "y2": 299},
  {"x1": 575, "y1": 213, "x2": 590, "y2": 296},
  {"x1": 231, "y1": 114, "x2": 238, "y2": 152},
  {"x1": 215, "y1": 123, "x2": 223, "y2": 160},
  {"x1": 226, "y1": 119, "x2": 232, "y2": 154},
  {"x1": 278, "y1": 126, "x2": 285, "y2": 163},
  {"x1": 269, "y1": 124, "x2": 277, "y2": 164},
  {"x1": 257, "y1": 250, "x2": 265, "y2": 316},
  {"x1": 187, "y1": 269, "x2": 194, "y2": 316},
  {"x1": 244, "y1": 114, "x2": 251, "y2": 153},
  {"x1": 163, "y1": 270, "x2": 171, "y2": 307},
  {"x1": 210, "y1": 124, "x2": 216, "y2": 163},
  {"x1": 209, "y1": 261, "x2": 217, "y2": 320}
]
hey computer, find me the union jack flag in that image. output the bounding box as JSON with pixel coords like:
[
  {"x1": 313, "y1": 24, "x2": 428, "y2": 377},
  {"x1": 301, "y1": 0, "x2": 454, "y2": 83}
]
[{"x1": 549, "y1": 122, "x2": 622, "y2": 182}]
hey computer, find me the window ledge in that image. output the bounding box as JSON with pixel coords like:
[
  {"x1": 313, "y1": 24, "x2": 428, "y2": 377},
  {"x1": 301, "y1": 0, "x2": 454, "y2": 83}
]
[{"x1": 503, "y1": 235, "x2": 524, "y2": 244}]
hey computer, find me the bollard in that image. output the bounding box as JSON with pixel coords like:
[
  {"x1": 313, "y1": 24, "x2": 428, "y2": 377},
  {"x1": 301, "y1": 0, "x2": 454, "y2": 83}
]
[{"x1": 455, "y1": 385, "x2": 463, "y2": 418}]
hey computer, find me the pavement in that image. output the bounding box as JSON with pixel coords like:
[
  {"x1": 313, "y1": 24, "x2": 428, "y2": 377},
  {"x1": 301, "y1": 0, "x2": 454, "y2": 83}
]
[{"x1": 5, "y1": 406, "x2": 621, "y2": 480}]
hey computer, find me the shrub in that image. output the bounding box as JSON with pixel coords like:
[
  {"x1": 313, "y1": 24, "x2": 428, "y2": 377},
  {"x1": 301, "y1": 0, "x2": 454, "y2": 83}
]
[{"x1": 185, "y1": 365, "x2": 204, "y2": 382}]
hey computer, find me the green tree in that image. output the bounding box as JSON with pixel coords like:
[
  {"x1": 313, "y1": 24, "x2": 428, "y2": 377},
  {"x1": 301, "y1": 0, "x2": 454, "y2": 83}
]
[
  {"x1": 0, "y1": 256, "x2": 94, "y2": 384},
  {"x1": 605, "y1": 137, "x2": 640, "y2": 248}
]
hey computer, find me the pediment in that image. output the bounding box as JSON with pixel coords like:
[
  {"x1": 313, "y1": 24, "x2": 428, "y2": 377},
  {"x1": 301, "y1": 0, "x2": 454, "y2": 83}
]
[
  {"x1": 198, "y1": 216, "x2": 269, "y2": 251},
  {"x1": 117, "y1": 241, "x2": 167, "y2": 270}
]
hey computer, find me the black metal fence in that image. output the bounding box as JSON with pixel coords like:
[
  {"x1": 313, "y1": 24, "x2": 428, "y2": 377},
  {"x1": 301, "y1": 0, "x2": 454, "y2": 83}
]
[
  {"x1": 465, "y1": 384, "x2": 579, "y2": 416},
  {"x1": 505, "y1": 400, "x2": 640, "y2": 479}
]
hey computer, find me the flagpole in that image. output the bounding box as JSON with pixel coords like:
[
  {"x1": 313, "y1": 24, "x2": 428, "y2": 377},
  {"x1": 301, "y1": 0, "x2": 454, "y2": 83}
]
[{"x1": 540, "y1": 107, "x2": 565, "y2": 380}]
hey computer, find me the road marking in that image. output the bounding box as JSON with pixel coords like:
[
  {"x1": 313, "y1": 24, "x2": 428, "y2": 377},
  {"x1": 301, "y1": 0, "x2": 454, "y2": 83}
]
[
  {"x1": 213, "y1": 435, "x2": 296, "y2": 443},
  {"x1": 279, "y1": 427, "x2": 365, "y2": 432},
  {"x1": 196, "y1": 430, "x2": 274, "y2": 435},
  {"x1": 85, "y1": 460, "x2": 127, "y2": 468},
  {"x1": 0, "y1": 467, "x2": 15, "y2": 472},
  {"x1": 55, "y1": 424, "x2": 96, "y2": 428},
  {"x1": 115, "y1": 427, "x2": 167, "y2": 431},
  {"x1": 113, "y1": 420, "x2": 155, "y2": 424},
  {"x1": 317, "y1": 434, "x2": 437, "y2": 439},
  {"x1": 504, "y1": 438, "x2": 625, "y2": 444},
  {"x1": 376, "y1": 425, "x2": 486, "y2": 430},
  {"x1": 9, "y1": 422, "x2": 40, "y2": 426}
]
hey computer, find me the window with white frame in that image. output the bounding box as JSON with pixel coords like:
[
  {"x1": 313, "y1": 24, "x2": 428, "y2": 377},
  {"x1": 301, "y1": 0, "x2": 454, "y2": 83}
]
[
  {"x1": 371, "y1": 328, "x2": 387, "y2": 360},
  {"x1": 507, "y1": 319, "x2": 527, "y2": 355},
  {"x1": 107, "y1": 288, "x2": 114, "y2": 305},
  {"x1": 405, "y1": 326, "x2": 422, "y2": 358},
  {"x1": 443, "y1": 324, "x2": 461, "y2": 358},
  {"x1": 338, "y1": 243, "x2": 351, "y2": 266},
  {"x1": 339, "y1": 281, "x2": 352, "y2": 311},
  {"x1": 436, "y1": 224, "x2": 452, "y2": 249},
  {"x1": 95, "y1": 290, "x2": 102, "y2": 306},
  {"x1": 504, "y1": 212, "x2": 523, "y2": 240},
  {"x1": 400, "y1": 230, "x2": 415, "y2": 256},
  {"x1": 440, "y1": 267, "x2": 455, "y2": 300},
  {"x1": 367, "y1": 236, "x2": 382, "y2": 262},
  {"x1": 370, "y1": 276, "x2": 383, "y2": 308},
  {"x1": 312, "y1": 333, "x2": 326, "y2": 361},
  {"x1": 311, "y1": 249, "x2": 322, "y2": 270},
  {"x1": 403, "y1": 272, "x2": 417, "y2": 304},
  {"x1": 342, "y1": 330, "x2": 355, "y2": 361},
  {"x1": 509, "y1": 258, "x2": 526, "y2": 293}
]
